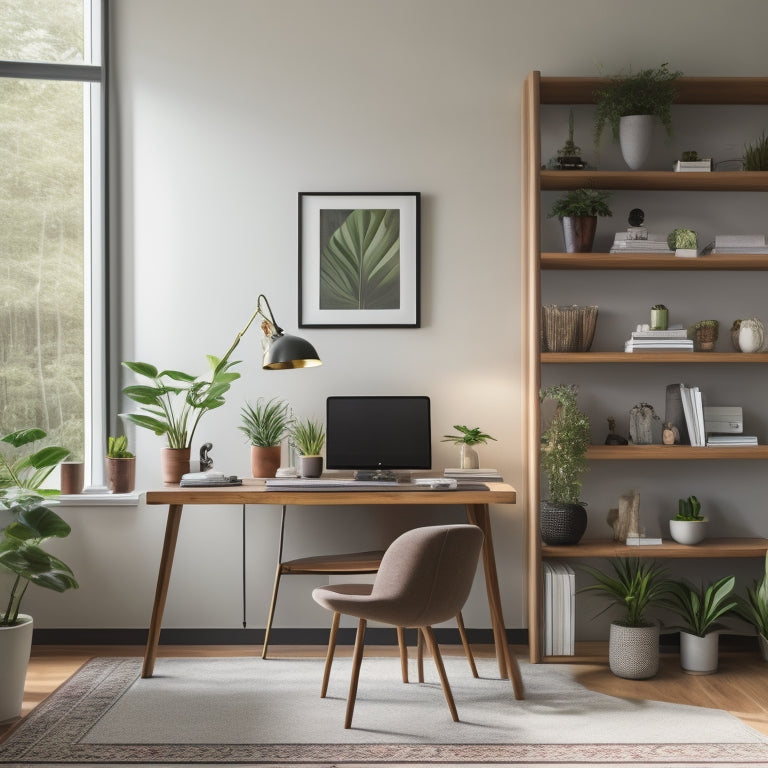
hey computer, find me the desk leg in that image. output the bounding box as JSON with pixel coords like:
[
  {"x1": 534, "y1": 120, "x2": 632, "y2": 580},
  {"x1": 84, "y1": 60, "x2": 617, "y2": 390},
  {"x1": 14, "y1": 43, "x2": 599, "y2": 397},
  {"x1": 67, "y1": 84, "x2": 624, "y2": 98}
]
[
  {"x1": 465, "y1": 503, "x2": 525, "y2": 700},
  {"x1": 142, "y1": 504, "x2": 183, "y2": 678}
]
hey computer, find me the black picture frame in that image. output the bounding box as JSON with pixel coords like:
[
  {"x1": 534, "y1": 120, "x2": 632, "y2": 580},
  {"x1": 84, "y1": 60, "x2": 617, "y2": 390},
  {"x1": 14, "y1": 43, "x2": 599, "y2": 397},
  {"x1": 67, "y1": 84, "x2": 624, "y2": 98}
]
[{"x1": 298, "y1": 192, "x2": 420, "y2": 328}]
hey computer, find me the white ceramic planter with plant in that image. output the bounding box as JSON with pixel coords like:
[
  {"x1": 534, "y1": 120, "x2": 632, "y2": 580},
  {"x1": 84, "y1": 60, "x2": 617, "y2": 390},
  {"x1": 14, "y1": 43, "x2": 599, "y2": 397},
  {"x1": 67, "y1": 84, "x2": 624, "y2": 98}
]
[
  {"x1": 669, "y1": 495, "x2": 708, "y2": 545},
  {"x1": 580, "y1": 558, "x2": 669, "y2": 679},
  {"x1": 735, "y1": 551, "x2": 768, "y2": 663},
  {"x1": 441, "y1": 425, "x2": 496, "y2": 469},
  {"x1": 664, "y1": 575, "x2": 737, "y2": 675}
]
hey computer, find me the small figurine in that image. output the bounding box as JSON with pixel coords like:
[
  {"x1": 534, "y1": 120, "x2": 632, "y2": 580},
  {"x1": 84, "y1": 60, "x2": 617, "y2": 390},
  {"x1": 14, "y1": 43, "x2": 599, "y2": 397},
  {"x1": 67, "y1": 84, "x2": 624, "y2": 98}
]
[
  {"x1": 199, "y1": 442, "x2": 214, "y2": 471},
  {"x1": 662, "y1": 422, "x2": 679, "y2": 445},
  {"x1": 605, "y1": 417, "x2": 629, "y2": 446}
]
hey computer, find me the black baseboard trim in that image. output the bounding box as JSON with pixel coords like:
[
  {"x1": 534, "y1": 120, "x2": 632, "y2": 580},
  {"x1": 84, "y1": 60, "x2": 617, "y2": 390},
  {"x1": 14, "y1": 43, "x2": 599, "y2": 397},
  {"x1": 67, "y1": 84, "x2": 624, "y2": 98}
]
[{"x1": 32, "y1": 627, "x2": 530, "y2": 646}]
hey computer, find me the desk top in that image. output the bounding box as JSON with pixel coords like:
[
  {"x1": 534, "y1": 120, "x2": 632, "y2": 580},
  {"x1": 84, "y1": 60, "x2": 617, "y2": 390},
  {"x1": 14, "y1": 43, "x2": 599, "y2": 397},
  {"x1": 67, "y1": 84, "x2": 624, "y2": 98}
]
[{"x1": 145, "y1": 479, "x2": 516, "y2": 506}]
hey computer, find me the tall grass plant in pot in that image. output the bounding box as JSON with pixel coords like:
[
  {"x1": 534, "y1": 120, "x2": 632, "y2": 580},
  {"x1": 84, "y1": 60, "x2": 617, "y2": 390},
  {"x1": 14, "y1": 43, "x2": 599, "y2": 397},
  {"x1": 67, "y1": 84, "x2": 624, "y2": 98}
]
[
  {"x1": 239, "y1": 397, "x2": 293, "y2": 478},
  {"x1": 292, "y1": 418, "x2": 325, "y2": 478}
]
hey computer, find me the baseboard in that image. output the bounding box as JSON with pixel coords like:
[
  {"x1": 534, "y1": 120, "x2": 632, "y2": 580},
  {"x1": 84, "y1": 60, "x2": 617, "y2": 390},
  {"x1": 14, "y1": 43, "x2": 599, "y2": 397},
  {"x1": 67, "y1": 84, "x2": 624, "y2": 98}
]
[{"x1": 32, "y1": 627, "x2": 531, "y2": 646}]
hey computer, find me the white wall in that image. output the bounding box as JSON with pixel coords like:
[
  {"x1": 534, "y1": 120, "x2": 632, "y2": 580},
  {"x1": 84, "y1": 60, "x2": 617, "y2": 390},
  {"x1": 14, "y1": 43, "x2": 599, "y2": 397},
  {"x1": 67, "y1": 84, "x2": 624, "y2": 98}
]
[{"x1": 22, "y1": 0, "x2": 768, "y2": 637}]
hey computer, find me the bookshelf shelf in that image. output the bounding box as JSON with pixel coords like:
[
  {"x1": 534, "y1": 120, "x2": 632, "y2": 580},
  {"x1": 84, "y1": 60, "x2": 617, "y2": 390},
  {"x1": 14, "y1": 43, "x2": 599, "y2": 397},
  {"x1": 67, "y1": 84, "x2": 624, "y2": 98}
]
[{"x1": 523, "y1": 71, "x2": 768, "y2": 664}]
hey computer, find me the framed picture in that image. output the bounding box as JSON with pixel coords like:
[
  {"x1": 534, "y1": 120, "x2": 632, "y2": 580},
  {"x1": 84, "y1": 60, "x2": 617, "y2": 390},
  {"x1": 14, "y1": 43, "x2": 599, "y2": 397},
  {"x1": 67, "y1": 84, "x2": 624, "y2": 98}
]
[{"x1": 298, "y1": 192, "x2": 420, "y2": 328}]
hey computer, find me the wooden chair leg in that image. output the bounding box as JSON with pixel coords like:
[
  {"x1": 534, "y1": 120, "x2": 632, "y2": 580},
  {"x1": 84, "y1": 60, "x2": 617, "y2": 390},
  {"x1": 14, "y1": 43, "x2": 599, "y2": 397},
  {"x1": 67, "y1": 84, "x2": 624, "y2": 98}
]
[
  {"x1": 417, "y1": 627, "x2": 425, "y2": 682},
  {"x1": 345, "y1": 618, "x2": 367, "y2": 729},
  {"x1": 456, "y1": 611, "x2": 478, "y2": 678},
  {"x1": 396, "y1": 626, "x2": 409, "y2": 683},
  {"x1": 420, "y1": 625, "x2": 459, "y2": 722},
  {"x1": 261, "y1": 567, "x2": 282, "y2": 659},
  {"x1": 321, "y1": 611, "x2": 340, "y2": 698}
]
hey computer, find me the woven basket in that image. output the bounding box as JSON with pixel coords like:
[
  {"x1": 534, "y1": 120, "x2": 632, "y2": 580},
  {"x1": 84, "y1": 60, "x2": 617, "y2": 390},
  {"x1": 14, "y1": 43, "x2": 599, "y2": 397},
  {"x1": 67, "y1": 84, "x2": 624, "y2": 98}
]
[{"x1": 541, "y1": 305, "x2": 598, "y2": 352}]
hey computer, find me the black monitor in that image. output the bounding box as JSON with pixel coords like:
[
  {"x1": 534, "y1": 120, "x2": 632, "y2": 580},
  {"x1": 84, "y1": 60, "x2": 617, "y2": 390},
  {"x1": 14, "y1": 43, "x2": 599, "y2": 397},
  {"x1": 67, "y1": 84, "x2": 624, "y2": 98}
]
[{"x1": 325, "y1": 396, "x2": 431, "y2": 478}]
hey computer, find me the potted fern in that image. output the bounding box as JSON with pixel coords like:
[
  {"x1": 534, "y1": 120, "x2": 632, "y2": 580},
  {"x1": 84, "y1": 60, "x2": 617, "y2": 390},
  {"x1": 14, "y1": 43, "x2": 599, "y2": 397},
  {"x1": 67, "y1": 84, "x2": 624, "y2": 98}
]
[
  {"x1": 239, "y1": 397, "x2": 293, "y2": 478},
  {"x1": 579, "y1": 558, "x2": 669, "y2": 679},
  {"x1": 105, "y1": 435, "x2": 136, "y2": 494},
  {"x1": 291, "y1": 417, "x2": 325, "y2": 478},
  {"x1": 663, "y1": 575, "x2": 737, "y2": 674},
  {"x1": 593, "y1": 62, "x2": 681, "y2": 169},
  {"x1": 547, "y1": 188, "x2": 612, "y2": 253},
  {"x1": 539, "y1": 384, "x2": 590, "y2": 545}
]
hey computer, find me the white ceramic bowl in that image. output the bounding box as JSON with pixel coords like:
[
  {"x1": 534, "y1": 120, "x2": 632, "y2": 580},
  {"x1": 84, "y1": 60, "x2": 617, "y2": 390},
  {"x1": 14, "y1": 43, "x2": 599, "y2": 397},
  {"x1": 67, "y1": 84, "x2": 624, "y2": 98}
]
[{"x1": 669, "y1": 519, "x2": 708, "y2": 545}]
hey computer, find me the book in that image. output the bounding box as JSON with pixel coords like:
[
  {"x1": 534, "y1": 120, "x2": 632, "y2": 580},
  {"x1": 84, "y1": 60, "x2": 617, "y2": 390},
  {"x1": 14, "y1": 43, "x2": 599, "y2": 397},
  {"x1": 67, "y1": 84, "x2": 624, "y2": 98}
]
[
  {"x1": 706, "y1": 435, "x2": 758, "y2": 446},
  {"x1": 632, "y1": 328, "x2": 688, "y2": 339},
  {"x1": 444, "y1": 468, "x2": 503, "y2": 481},
  {"x1": 625, "y1": 339, "x2": 693, "y2": 352},
  {"x1": 673, "y1": 159, "x2": 712, "y2": 171},
  {"x1": 679, "y1": 383, "x2": 706, "y2": 446},
  {"x1": 710, "y1": 234, "x2": 768, "y2": 254},
  {"x1": 625, "y1": 536, "x2": 663, "y2": 545}
]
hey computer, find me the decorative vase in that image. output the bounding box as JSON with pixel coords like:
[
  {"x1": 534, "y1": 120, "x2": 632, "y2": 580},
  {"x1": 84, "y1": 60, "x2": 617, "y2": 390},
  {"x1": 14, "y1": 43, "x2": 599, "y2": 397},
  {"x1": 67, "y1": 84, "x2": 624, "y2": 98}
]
[
  {"x1": 561, "y1": 215, "x2": 597, "y2": 253},
  {"x1": 609, "y1": 622, "x2": 659, "y2": 679},
  {"x1": 680, "y1": 630, "x2": 719, "y2": 674},
  {"x1": 60, "y1": 461, "x2": 84, "y2": 495},
  {"x1": 160, "y1": 447, "x2": 191, "y2": 485},
  {"x1": 460, "y1": 444, "x2": 479, "y2": 469},
  {"x1": 298, "y1": 455, "x2": 323, "y2": 478},
  {"x1": 0, "y1": 614, "x2": 33, "y2": 722},
  {"x1": 619, "y1": 114, "x2": 655, "y2": 170},
  {"x1": 539, "y1": 501, "x2": 587, "y2": 545},
  {"x1": 695, "y1": 323, "x2": 718, "y2": 351},
  {"x1": 105, "y1": 456, "x2": 136, "y2": 493},
  {"x1": 738, "y1": 318, "x2": 765, "y2": 353},
  {"x1": 669, "y1": 518, "x2": 708, "y2": 545},
  {"x1": 650, "y1": 308, "x2": 668, "y2": 331},
  {"x1": 250, "y1": 445, "x2": 282, "y2": 478}
]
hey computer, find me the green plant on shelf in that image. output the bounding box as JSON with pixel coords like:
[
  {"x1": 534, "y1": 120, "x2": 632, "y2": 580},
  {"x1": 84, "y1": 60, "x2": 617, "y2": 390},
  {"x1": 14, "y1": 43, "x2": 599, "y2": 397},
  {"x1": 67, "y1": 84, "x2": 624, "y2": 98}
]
[{"x1": 675, "y1": 495, "x2": 704, "y2": 521}]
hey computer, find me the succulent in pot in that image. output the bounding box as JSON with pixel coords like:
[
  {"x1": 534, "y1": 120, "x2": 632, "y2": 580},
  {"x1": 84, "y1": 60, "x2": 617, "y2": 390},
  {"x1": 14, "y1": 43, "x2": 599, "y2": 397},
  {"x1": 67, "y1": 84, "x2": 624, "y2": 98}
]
[
  {"x1": 239, "y1": 397, "x2": 293, "y2": 478},
  {"x1": 669, "y1": 495, "x2": 707, "y2": 545},
  {"x1": 539, "y1": 384, "x2": 590, "y2": 545},
  {"x1": 105, "y1": 435, "x2": 136, "y2": 494}
]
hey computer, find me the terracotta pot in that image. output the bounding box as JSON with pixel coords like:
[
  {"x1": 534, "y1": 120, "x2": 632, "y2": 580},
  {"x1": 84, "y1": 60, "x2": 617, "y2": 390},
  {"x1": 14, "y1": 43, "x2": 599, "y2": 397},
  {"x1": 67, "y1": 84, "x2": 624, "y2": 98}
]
[
  {"x1": 160, "y1": 447, "x2": 190, "y2": 485},
  {"x1": 250, "y1": 445, "x2": 282, "y2": 478},
  {"x1": 561, "y1": 215, "x2": 597, "y2": 253},
  {"x1": 0, "y1": 614, "x2": 33, "y2": 722},
  {"x1": 105, "y1": 457, "x2": 136, "y2": 493},
  {"x1": 60, "y1": 461, "x2": 84, "y2": 495}
]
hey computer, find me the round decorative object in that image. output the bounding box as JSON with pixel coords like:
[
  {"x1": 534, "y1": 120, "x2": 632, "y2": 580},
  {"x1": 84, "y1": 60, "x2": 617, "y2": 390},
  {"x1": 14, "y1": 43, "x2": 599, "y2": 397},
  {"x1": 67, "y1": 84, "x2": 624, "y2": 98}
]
[
  {"x1": 619, "y1": 114, "x2": 655, "y2": 170},
  {"x1": 609, "y1": 622, "x2": 659, "y2": 679},
  {"x1": 738, "y1": 317, "x2": 765, "y2": 353},
  {"x1": 669, "y1": 518, "x2": 708, "y2": 545},
  {"x1": 539, "y1": 501, "x2": 587, "y2": 545}
]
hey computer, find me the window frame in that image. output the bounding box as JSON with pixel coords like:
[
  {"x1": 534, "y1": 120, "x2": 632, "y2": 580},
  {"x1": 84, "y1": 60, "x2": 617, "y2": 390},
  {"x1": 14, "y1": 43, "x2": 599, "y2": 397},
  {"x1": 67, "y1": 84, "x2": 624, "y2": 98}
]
[{"x1": 0, "y1": 0, "x2": 110, "y2": 492}]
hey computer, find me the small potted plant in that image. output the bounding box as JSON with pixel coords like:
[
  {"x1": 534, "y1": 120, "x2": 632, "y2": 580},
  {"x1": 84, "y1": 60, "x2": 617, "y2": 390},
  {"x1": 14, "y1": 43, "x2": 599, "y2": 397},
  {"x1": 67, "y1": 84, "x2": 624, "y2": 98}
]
[
  {"x1": 743, "y1": 130, "x2": 768, "y2": 171},
  {"x1": 593, "y1": 62, "x2": 681, "y2": 169},
  {"x1": 670, "y1": 495, "x2": 708, "y2": 545},
  {"x1": 734, "y1": 552, "x2": 768, "y2": 662},
  {"x1": 547, "y1": 188, "x2": 612, "y2": 253},
  {"x1": 239, "y1": 397, "x2": 293, "y2": 478},
  {"x1": 579, "y1": 557, "x2": 669, "y2": 679},
  {"x1": 689, "y1": 320, "x2": 719, "y2": 352},
  {"x1": 441, "y1": 425, "x2": 496, "y2": 469},
  {"x1": 291, "y1": 417, "x2": 325, "y2": 478},
  {"x1": 650, "y1": 304, "x2": 668, "y2": 331},
  {"x1": 663, "y1": 575, "x2": 737, "y2": 674},
  {"x1": 105, "y1": 435, "x2": 136, "y2": 494},
  {"x1": 539, "y1": 384, "x2": 591, "y2": 545}
]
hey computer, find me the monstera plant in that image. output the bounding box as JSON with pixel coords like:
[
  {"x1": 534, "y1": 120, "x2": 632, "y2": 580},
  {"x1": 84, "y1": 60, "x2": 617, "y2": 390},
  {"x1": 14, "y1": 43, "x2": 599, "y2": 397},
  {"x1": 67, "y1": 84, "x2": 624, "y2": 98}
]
[{"x1": 319, "y1": 209, "x2": 401, "y2": 310}]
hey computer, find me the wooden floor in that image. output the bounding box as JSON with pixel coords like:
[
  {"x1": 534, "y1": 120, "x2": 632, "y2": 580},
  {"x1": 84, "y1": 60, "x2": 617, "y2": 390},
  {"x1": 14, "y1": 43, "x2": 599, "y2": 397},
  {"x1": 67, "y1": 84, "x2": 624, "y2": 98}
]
[{"x1": 2, "y1": 642, "x2": 767, "y2": 739}]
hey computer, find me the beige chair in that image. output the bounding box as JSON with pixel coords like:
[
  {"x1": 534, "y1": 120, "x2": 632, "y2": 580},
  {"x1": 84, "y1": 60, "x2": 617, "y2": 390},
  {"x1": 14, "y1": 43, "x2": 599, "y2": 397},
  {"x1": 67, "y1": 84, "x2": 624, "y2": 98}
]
[{"x1": 312, "y1": 524, "x2": 484, "y2": 728}]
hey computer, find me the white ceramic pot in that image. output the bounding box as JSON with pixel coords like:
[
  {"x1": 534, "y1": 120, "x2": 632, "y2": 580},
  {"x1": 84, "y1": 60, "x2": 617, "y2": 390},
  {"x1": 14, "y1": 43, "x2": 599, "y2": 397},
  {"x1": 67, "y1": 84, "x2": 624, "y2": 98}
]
[
  {"x1": 738, "y1": 318, "x2": 765, "y2": 353},
  {"x1": 0, "y1": 614, "x2": 33, "y2": 722},
  {"x1": 619, "y1": 114, "x2": 655, "y2": 170},
  {"x1": 680, "y1": 630, "x2": 719, "y2": 674},
  {"x1": 460, "y1": 444, "x2": 479, "y2": 469},
  {"x1": 609, "y1": 621, "x2": 660, "y2": 679},
  {"x1": 669, "y1": 518, "x2": 708, "y2": 545}
]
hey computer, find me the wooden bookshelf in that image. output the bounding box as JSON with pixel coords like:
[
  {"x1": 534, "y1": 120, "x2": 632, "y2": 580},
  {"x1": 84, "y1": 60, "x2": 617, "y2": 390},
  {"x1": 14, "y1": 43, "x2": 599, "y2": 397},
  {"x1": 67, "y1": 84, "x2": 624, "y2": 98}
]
[{"x1": 542, "y1": 537, "x2": 768, "y2": 560}]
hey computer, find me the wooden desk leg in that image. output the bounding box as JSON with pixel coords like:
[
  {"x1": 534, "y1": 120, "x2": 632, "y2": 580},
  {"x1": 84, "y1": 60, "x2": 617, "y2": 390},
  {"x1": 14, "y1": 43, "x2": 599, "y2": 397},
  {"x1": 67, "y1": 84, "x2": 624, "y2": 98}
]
[
  {"x1": 465, "y1": 503, "x2": 525, "y2": 700},
  {"x1": 142, "y1": 503, "x2": 183, "y2": 678}
]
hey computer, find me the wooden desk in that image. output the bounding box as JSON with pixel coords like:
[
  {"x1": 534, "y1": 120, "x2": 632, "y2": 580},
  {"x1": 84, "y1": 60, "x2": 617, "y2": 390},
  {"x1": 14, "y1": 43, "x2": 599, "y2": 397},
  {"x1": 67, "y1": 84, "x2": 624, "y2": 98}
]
[{"x1": 143, "y1": 480, "x2": 523, "y2": 699}]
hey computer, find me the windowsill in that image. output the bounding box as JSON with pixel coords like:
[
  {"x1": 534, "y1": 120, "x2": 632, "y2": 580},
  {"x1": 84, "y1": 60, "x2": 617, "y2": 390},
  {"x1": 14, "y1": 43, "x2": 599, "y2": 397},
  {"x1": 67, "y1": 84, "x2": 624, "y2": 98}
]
[{"x1": 56, "y1": 490, "x2": 143, "y2": 506}]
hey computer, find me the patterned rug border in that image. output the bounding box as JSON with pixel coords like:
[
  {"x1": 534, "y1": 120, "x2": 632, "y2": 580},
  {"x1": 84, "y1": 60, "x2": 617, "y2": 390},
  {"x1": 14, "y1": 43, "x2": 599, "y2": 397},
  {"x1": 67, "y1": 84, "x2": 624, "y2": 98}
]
[{"x1": 2, "y1": 657, "x2": 768, "y2": 764}]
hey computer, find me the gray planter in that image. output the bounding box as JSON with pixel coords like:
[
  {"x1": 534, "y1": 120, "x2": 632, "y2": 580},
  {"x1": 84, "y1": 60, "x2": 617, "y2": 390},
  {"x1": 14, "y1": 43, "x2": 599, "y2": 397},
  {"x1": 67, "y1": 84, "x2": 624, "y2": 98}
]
[{"x1": 609, "y1": 622, "x2": 659, "y2": 679}]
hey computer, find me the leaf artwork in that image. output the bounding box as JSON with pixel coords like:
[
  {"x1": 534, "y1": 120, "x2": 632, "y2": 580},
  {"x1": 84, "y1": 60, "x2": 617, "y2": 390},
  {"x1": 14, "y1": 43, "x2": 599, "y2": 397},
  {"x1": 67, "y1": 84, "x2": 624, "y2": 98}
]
[{"x1": 319, "y1": 209, "x2": 401, "y2": 310}]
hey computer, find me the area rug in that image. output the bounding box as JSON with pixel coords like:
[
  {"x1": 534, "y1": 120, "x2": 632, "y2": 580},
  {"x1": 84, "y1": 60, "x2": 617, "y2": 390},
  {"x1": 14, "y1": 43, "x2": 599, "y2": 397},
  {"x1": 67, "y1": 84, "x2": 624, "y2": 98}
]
[{"x1": 1, "y1": 656, "x2": 767, "y2": 765}]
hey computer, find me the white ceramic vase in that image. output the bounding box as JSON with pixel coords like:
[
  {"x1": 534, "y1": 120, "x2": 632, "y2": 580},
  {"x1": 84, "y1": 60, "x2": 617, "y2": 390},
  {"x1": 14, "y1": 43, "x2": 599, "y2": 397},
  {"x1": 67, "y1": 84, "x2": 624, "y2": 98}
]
[
  {"x1": 619, "y1": 115, "x2": 655, "y2": 170},
  {"x1": 460, "y1": 444, "x2": 479, "y2": 469},
  {"x1": 669, "y1": 518, "x2": 708, "y2": 545},
  {"x1": 680, "y1": 630, "x2": 719, "y2": 674},
  {"x1": 738, "y1": 318, "x2": 765, "y2": 353},
  {"x1": 0, "y1": 614, "x2": 33, "y2": 722}
]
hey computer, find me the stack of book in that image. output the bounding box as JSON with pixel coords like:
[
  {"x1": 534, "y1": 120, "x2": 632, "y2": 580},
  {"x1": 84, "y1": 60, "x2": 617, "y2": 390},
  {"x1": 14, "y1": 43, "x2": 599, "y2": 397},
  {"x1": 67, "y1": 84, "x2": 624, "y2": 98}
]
[
  {"x1": 673, "y1": 158, "x2": 712, "y2": 172},
  {"x1": 710, "y1": 234, "x2": 768, "y2": 254},
  {"x1": 680, "y1": 383, "x2": 706, "y2": 446},
  {"x1": 542, "y1": 561, "x2": 575, "y2": 656},
  {"x1": 625, "y1": 328, "x2": 693, "y2": 352},
  {"x1": 706, "y1": 434, "x2": 758, "y2": 446},
  {"x1": 443, "y1": 468, "x2": 504, "y2": 482},
  {"x1": 610, "y1": 232, "x2": 673, "y2": 255}
]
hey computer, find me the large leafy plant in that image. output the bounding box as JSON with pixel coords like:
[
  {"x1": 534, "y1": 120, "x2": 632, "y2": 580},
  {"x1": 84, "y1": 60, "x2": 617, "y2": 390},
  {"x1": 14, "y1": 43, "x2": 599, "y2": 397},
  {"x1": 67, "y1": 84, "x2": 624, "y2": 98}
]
[
  {"x1": 0, "y1": 429, "x2": 70, "y2": 496},
  {"x1": 319, "y1": 209, "x2": 400, "y2": 310},
  {"x1": 122, "y1": 356, "x2": 241, "y2": 449},
  {"x1": 663, "y1": 575, "x2": 737, "y2": 637},
  {"x1": 539, "y1": 384, "x2": 590, "y2": 504},
  {"x1": 579, "y1": 558, "x2": 669, "y2": 628},
  {"x1": 548, "y1": 188, "x2": 613, "y2": 219},
  {"x1": 735, "y1": 551, "x2": 768, "y2": 640}
]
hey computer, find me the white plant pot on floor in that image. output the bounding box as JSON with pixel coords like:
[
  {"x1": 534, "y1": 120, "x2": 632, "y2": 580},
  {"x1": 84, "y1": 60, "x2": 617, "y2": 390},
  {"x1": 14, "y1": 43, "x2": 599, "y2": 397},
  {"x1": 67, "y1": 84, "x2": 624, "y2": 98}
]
[
  {"x1": 680, "y1": 630, "x2": 720, "y2": 674},
  {"x1": 619, "y1": 114, "x2": 655, "y2": 170},
  {"x1": 0, "y1": 614, "x2": 33, "y2": 722}
]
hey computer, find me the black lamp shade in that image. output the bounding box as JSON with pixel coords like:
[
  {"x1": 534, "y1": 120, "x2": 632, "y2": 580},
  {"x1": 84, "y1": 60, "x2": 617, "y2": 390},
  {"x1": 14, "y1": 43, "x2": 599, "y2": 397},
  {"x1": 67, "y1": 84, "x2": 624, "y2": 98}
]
[{"x1": 263, "y1": 332, "x2": 322, "y2": 370}]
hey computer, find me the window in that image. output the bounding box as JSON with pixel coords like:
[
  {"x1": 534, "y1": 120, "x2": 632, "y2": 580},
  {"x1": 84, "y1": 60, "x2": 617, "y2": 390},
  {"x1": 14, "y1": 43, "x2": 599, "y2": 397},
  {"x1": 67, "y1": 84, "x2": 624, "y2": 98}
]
[{"x1": 0, "y1": 0, "x2": 106, "y2": 488}]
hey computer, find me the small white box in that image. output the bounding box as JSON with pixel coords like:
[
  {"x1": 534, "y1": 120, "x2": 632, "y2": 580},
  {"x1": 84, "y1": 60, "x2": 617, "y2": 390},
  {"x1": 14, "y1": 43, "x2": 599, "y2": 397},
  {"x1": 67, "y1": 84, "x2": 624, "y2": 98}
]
[{"x1": 704, "y1": 406, "x2": 743, "y2": 434}]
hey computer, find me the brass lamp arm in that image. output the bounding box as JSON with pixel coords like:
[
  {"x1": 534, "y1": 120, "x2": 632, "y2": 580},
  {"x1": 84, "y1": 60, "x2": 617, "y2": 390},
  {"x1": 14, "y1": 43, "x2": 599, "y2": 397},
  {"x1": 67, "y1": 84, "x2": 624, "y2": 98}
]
[{"x1": 219, "y1": 294, "x2": 280, "y2": 367}]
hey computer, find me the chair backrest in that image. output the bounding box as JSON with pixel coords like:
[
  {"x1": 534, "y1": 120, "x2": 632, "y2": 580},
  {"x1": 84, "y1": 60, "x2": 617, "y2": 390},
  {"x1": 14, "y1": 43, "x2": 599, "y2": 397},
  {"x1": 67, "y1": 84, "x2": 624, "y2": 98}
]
[{"x1": 370, "y1": 524, "x2": 483, "y2": 627}]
